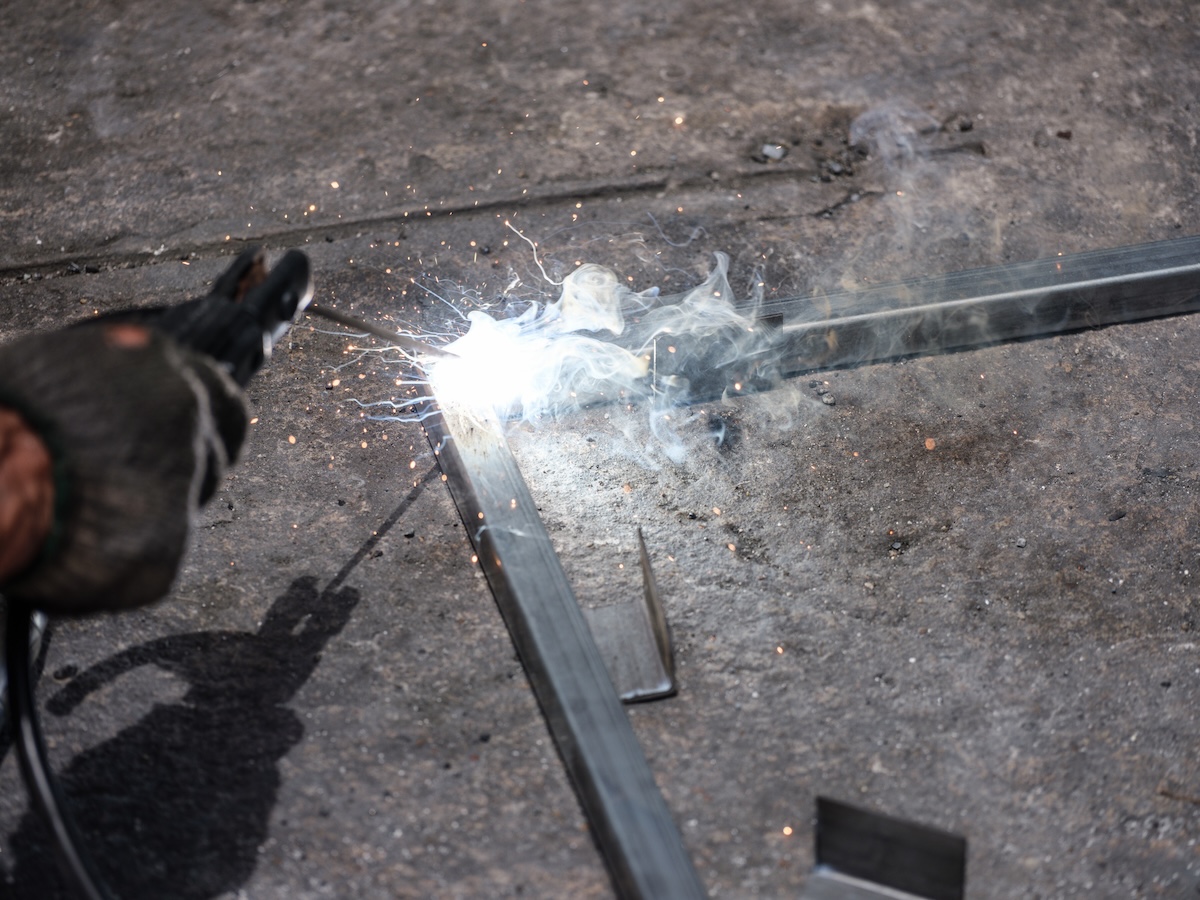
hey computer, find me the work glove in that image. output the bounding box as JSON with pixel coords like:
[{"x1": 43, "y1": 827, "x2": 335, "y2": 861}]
[{"x1": 0, "y1": 248, "x2": 312, "y2": 615}]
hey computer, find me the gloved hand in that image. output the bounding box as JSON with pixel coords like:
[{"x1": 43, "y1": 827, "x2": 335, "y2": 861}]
[
  {"x1": 0, "y1": 321, "x2": 247, "y2": 615},
  {"x1": 0, "y1": 248, "x2": 312, "y2": 615}
]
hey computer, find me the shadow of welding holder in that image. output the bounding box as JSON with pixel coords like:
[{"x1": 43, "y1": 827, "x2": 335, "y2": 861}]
[{"x1": 581, "y1": 529, "x2": 676, "y2": 703}]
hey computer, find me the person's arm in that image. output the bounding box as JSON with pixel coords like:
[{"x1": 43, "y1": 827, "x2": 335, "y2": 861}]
[
  {"x1": 0, "y1": 248, "x2": 311, "y2": 616},
  {"x1": 0, "y1": 407, "x2": 53, "y2": 581}
]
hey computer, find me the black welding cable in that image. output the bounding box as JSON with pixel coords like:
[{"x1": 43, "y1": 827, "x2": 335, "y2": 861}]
[{"x1": 4, "y1": 600, "x2": 115, "y2": 900}]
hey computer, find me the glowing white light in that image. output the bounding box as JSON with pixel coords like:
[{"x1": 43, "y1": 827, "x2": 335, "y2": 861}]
[
  {"x1": 417, "y1": 252, "x2": 780, "y2": 459},
  {"x1": 425, "y1": 264, "x2": 649, "y2": 420}
]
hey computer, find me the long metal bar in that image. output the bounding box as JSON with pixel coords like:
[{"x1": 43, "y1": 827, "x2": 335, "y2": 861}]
[
  {"x1": 764, "y1": 235, "x2": 1200, "y2": 374},
  {"x1": 420, "y1": 392, "x2": 707, "y2": 899},
  {"x1": 409, "y1": 237, "x2": 1197, "y2": 895}
]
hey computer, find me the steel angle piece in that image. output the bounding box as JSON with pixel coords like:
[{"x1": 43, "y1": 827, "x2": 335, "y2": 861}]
[
  {"x1": 802, "y1": 797, "x2": 967, "y2": 900},
  {"x1": 581, "y1": 529, "x2": 677, "y2": 703}
]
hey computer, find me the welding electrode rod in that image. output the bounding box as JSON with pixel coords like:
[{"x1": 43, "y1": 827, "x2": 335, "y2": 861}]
[
  {"x1": 420, "y1": 391, "x2": 708, "y2": 900},
  {"x1": 758, "y1": 235, "x2": 1200, "y2": 374},
  {"x1": 307, "y1": 305, "x2": 453, "y2": 359}
]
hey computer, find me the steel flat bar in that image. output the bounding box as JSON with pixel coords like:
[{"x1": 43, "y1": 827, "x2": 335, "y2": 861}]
[
  {"x1": 763, "y1": 235, "x2": 1200, "y2": 374},
  {"x1": 420, "y1": 391, "x2": 707, "y2": 899}
]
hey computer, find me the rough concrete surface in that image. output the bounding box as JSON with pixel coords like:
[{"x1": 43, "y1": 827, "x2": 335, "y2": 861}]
[{"x1": 1, "y1": 1, "x2": 1199, "y2": 897}]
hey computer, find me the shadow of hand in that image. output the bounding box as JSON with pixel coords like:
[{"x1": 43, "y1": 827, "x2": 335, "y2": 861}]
[{"x1": 6, "y1": 576, "x2": 360, "y2": 900}]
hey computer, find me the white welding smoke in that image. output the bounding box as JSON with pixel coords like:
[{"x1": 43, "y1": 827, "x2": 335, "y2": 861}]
[{"x1": 423, "y1": 253, "x2": 782, "y2": 460}]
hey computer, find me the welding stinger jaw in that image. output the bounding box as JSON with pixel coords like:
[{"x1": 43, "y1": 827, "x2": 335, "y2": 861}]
[
  {"x1": 176, "y1": 246, "x2": 315, "y2": 385},
  {"x1": 241, "y1": 248, "x2": 315, "y2": 356},
  {"x1": 83, "y1": 246, "x2": 315, "y2": 387}
]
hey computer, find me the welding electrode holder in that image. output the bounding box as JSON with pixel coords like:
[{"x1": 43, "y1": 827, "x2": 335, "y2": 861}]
[{"x1": 90, "y1": 246, "x2": 315, "y2": 385}]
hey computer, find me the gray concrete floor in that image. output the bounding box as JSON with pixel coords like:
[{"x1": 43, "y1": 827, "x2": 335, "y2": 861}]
[{"x1": 2, "y1": 1, "x2": 1200, "y2": 897}]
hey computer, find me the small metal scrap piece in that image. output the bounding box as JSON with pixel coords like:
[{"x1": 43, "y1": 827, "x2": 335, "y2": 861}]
[{"x1": 802, "y1": 797, "x2": 967, "y2": 900}]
